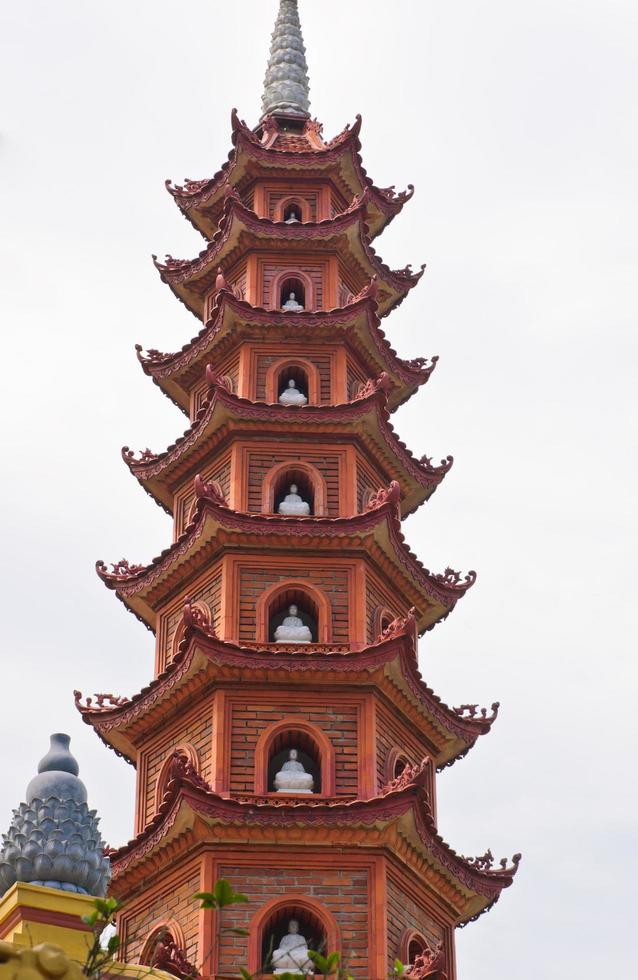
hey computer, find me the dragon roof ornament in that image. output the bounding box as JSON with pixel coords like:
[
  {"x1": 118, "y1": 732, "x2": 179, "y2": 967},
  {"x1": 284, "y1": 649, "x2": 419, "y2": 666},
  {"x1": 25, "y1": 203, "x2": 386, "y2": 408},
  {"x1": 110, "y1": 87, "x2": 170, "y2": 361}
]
[{"x1": 261, "y1": 1, "x2": 310, "y2": 120}]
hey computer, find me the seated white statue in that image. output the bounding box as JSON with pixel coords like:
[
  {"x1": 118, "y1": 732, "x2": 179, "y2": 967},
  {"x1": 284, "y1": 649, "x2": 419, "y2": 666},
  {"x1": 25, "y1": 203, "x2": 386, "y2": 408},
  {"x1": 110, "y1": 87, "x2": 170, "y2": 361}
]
[
  {"x1": 282, "y1": 291, "x2": 304, "y2": 311},
  {"x1": 279, "y1": 379, "x2": 308, "y2": 406},
  {"x1": 272, "y1": 919, "x2": 314, "y2": 974},
  {"x1": 285, "y1": 209, "x2": 301, "y2": 224},
  {"x1": 278, "y1": 484, "x2": 311, "y2": 516},
  {"x1": 274, "y1": 604, "x2": 312, "y2": 644},
  {"x1": 274, "y1": 748, "x2": 315, "y2": 794}
]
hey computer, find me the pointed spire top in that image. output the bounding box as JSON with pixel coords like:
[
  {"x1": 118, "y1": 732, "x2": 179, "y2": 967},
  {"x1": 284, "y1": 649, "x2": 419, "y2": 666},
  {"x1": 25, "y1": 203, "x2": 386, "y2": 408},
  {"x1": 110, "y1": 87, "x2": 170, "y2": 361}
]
[{"x1": 261, "y1": 0, "x2": 310, "y2": 120}]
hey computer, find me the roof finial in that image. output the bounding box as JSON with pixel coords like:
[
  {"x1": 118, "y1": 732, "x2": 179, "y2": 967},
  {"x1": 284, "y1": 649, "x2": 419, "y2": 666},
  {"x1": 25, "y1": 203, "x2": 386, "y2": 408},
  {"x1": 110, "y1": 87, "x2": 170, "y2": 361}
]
[{"x1": 261, "y1": 0, "x2": 310, "y2": 120}]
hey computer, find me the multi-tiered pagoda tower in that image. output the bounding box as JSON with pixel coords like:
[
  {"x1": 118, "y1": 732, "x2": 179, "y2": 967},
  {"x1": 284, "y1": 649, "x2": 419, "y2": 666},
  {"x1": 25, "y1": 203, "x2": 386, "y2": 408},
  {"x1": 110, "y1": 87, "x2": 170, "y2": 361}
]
[{"x1": 76, "y1": 2, "x2": 519, "y2": 977}]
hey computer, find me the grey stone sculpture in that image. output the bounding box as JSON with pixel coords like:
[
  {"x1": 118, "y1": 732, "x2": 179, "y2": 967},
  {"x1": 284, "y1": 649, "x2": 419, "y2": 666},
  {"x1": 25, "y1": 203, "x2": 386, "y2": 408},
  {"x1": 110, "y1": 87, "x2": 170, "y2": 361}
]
[
  {"x1": 0, "y1": 733, "x2": 111, "y2": 897},
  {"x1": 261, "y1": 0, "x2": 310, "y2": 119}
]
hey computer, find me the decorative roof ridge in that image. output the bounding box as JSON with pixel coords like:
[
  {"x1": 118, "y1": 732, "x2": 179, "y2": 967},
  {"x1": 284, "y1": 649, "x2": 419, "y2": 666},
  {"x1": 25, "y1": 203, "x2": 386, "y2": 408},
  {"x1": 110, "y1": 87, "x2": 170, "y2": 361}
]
[
  {"x1": 153, "y1": 193, "x2": 423, "y2": 311},
  {"x1": 75, "y1": 605, "x2": 497, "y2": 755},
  {"x1": 166, "y1": 111, "x2": 413, "y2": 242},
  {"x1": 96, "y1": 475, "x2": 476, "y2": 615},
  {"x1": 154, "y1": 188, "x2": 368, "y2": 277},
  {"x1": 135, "y1": 283, "x2": 436, "y2": 396},
  {"x1": 121, "y1": 370, "x2": 452, "y2": 491},
  {"x1": 104, "y1": 751, "x2": 520, "y2": 904}
]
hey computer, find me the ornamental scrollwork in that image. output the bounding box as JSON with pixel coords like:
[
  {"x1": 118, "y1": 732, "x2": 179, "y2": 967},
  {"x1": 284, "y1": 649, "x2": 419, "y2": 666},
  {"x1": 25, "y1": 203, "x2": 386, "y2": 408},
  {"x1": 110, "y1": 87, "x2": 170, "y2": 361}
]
[
  {"x1": 151, "y1": 937, "x2": 199, "y2": 980},
  {"x1": 404, "y1": 939, "x2": 447, "y2": 978},
  {"x1": 453, "y1": 703, "x2": 500, "y2": 723},
  {"x1": 167, "y1": 750, "x2": 212, "y2": 795},
  {"x1": 382, "y1": 756, "x2": 430, "y2": 795},
  {"x1": 182, "y1": 598, "x2": 217, "y2": 638},
  {"x1": 365, "y1": 480, "x2": 401, "y2": 515},
  {"x1": 355, "y1": 371, "x2": 391, "y2": 401},
  {"x1": 205, "y1": 363, "x2": 233, "y2": 392},
  {"x1": 97, "y1": 558, "x2": 146, "y2": 578},
  {"x1": 193, "y1": 473, "x2": 227, "y2": 507},
  {"x1": 377, "y1": 607, "x2": 417, "y2": 643},
  {"x1": 73, "y1": 691, "x2": 130, "y2": 711},
  {"x1": 434, "y1": 567, "x2": 477, "y2": 589}
]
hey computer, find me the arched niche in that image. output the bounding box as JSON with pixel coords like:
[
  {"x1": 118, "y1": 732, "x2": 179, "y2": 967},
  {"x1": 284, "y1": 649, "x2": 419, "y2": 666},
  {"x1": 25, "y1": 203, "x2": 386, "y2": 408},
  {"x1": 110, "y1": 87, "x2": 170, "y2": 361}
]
[
  {"x1": 262, "y1": 460, "x2": 327, "y2": 517},
  {"x1": 275, "y1": 196, "x2": 310, "y2": 224},
  {"x1": 248, "y1": 897, "x2": 338, "y2": 977},
  {"x1": 256, "y1": 580, "x2": 332, "y2": 645},
  {"x1": 385, "y1": 746, "x2": 411, "y2": 785},
  {"x1": 373, "y1": 604, "x2": 396, "y2": 638},
  {"x1": 154, "y1": 744, "x2": 200, "y2": 813},
  {"x1": 265, "y1": 357, "x2": 320, "y2": 406},
  {"x1": 254, "y1": 717, "x2": 336, "y2": 796},
  {"x1": 139, "y1": 919, "x2": 187, "y2": 966},
  {"x1": 400, "y1": 928, "x2": 431, "y2": 968},
  {"x1": 271, "y1": 269, "x2": 314, "y2": 312}
]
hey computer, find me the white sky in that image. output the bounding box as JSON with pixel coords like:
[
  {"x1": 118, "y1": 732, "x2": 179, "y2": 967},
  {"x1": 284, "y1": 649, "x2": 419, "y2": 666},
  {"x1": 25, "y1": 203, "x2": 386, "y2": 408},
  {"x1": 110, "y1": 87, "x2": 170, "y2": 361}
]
[{"x1": 0, "y1": 1, "x2": 636, "y2": 976}]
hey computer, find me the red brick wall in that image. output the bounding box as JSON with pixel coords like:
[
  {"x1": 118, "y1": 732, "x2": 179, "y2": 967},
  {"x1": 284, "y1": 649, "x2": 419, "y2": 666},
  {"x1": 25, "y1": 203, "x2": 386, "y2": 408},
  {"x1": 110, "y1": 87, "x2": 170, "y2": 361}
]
[
  {"x1": 215, "y1": 862, "x2": 371, "y2": 978},
  {"x1": 261, "y1": 260, "x2": 327, "y2": 311},
  {"x1": 356, "y1": 454, "x2": 391, "y2": 513},
  {"x1": 228, "y1": 693, "x2": 359, "y2": 796},
  {"x1": 120, "y1": 864, "x2": 201, "y2": 965},
  {"x1": 246, "y1": 448, "x2": 341, "y2": 516},
  {"x1": 365, "y1": 576, "x2": 406, "y2": 645},
  {"x1": 138, "y1": 702, "x2": 214, "y2": 829},
  {"x1": 375, "y1": 701, "x2": 435, "y2": 797},
  {"x1": 266, "y1": 189, "x2": 320, "y2": 221},
  {"x1": 174, "y1": 450, "x2": 232, "y2": 537},
  {"x1": 236, "y1": 561, "x2": 351, "y2": 644},
  {"x1": 191, "y1": 350, "x2": 241, "y2": 418},
  {"x1": 156, "y1": 563, "x2": 223, "y2": 674},
  {"x1": 386, "y1": 870, "x2": 446, "y2": 974},
  {"x1": 255, "y1": 350, "x2": 333, "y2": 404}
]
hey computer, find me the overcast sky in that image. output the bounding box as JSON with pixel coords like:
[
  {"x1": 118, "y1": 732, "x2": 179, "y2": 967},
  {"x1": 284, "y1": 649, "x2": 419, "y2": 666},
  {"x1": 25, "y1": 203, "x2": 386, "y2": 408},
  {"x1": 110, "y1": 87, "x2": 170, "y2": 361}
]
[{"x1": 1, "y1": 1, "x2": 636, "y2": 976}]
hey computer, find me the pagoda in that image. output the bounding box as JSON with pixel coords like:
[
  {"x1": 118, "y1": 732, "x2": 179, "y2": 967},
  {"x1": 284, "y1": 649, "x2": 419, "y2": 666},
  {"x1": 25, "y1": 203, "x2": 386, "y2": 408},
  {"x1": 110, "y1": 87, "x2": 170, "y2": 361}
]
[{"x1": 76, "y1": 2, "x2": 520, "y2": 977}]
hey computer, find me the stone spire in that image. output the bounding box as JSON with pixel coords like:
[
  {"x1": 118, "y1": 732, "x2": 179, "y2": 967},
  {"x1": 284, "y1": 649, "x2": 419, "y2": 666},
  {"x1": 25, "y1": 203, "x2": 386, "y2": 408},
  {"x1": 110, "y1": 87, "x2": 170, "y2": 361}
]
[
  {"x1": 261, "y1": 0, "x2": 310, "y2": 120},
  {"x1": 0, "y1": 733, "x2": 110, "y2": 897}
]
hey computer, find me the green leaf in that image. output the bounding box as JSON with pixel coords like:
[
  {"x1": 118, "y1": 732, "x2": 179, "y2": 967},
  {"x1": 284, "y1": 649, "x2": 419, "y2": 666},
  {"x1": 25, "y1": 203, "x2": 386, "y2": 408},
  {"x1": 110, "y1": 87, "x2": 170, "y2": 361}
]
[
  {"x1": 195, "y1": 879, "x2": 249, "y2": 910},
  {"x1": 308, "y1": 950, "x2": 330, "y2": 973},
  {"x1": 107, "y1": 935, "x2": 121, "y2": 954},
  {"x1": 239, "y1": 971, "x2": 253, "y2": 980},
  {"x1": 393, "y1": 961, "x2": 406, "y2": 977},
  {"x1": 82, "y1": 911, "x2": 99, "y2": 926}
]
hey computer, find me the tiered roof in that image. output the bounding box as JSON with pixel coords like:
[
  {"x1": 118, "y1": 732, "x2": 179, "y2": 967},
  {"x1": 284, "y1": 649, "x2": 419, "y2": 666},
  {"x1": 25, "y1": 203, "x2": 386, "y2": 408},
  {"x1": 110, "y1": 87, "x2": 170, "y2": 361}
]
[
  {"x1": 154, "y1": 188, "x2": 423, "y2": 320},
  {"x1": 136, "y1": 282, "x2": 436, "y2": 415},
  {"x1": 96, "y1": 480, "x2": 474, "y2": 633},
  {"x1": 85, "y1": 0, "x2": 520, "y2": 948},
  {"x1": 122, "y1": 369, "x2": 452, "y2": 515},
  {"x1": 76, "y1": 605, "x2": 498, "y2": 771},
  {"x1": 99, "y1": 753, "x2": 520, "y2": 926},
  {"x1": 167, "y1": 111, "x2": 414, "y2": 242}
]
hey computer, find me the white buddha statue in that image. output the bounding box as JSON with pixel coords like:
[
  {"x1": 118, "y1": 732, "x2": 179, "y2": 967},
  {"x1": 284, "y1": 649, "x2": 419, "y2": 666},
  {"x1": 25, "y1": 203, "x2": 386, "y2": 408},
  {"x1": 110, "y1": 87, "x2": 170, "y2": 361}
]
[
  {"x1": 271, "y1": 919, "x2": 314, "y2": 975},
  {"x1": 278, "y1": 484, "x2": 311, "y2": 516},
  {"x1": 279, "y1": 379, "x2": 308, "y2": 406},
  {"x1": 274, "y1": 748, "x2": 315, "y2": 794},
  {"x1": 285, "y1": 208, "x2": 301, "y2": 224},
  {"x1": 274, "y1": 604, "x2": 312, "y2": 644},
  {"x1": 282, "y1": 291, "x2": 304, "y2": 311}
]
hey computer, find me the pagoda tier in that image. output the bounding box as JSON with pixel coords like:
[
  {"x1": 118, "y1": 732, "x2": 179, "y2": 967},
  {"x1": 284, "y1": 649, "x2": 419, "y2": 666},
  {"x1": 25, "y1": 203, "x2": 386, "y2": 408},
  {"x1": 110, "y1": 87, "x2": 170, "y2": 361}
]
[
  {"x1": 99, "y1": 756, "x2": 518, "y2": 979},
  {"x1": 167, "y1": 110, "x2": 413, "y2": 242},
  {"x1": 76, "y1": 607, "x2": 499, "y2": 776},
  {"x1": 136, "y1": 283, "x2": 437, "y2": 417},
  {"x1": 96, "y1": 480, "x2": 475, "y2": 650},
  {"x1": 154, "y1": 189, "x2": 424, "y2": 320},
  {"x1": 84, "y1": 2, "x2": 519, "y2": 975},
  {"x1": 122, "y1": 371, "x2": 452, "y2": 520}
]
